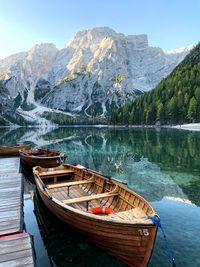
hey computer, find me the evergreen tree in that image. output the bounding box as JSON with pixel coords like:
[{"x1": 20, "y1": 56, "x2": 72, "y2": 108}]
[
  {"x1": 187, "y1": 97, "x2": 197, "y2": 122},
  {"x1": 107, "y1": 43, "x2": 200, "y2": 125},
  {"x1": 156, "y1": 101, "x2": 165, "y2": 123}
]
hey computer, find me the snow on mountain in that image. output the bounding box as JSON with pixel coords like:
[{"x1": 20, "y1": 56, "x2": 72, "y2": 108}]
[
  {"x1": 0, "y1": 27, "x2": 193, "y2": 125},
  {"x1": 165, "y1": 44, "x2": 195, "y2": 55}
]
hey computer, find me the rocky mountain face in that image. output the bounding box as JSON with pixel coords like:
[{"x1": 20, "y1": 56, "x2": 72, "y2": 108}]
[{"x1": 0, "y1": 27, "x2": 193, "y2": 125}]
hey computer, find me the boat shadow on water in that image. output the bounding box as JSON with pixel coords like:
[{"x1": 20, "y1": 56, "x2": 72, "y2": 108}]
[{"x1": 33, "y1": 190, "x2": 127, "y2": 267}]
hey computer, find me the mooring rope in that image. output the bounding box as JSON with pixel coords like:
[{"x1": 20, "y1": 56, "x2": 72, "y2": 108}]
[
  {"x1": 148, "y1": 214, "x2": 176, "y2": 267},
  {"x1": 59, "y1": 152, "x2": 66, "y2": 164}
]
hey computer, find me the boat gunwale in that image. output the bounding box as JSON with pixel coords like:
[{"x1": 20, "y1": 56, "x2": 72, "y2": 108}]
[
  {"x1": 19, "y1": 148, "x2": 66, "y2": 160},
  {"x1": 20, "y1": 154, "x2": 63, "y2": 160}
]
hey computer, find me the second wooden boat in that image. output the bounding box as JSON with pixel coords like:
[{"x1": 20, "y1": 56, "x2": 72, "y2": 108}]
[
  {"x1": 33, "y1": 164, "x2": 158, "y2": 267},
  {"x1": 0, "y1": 144, "x2": 30, "y2": 156},
  {"x1": 19, "y1": 148, "x2": 66, "y2": 168}
]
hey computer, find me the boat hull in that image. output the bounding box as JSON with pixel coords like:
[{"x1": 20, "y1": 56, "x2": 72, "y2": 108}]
[
  {"x1": 20, "y1": 155, "x2": 62, "y2": 168},
  {"x1": 19, "y1": 148, "x2": 66, "y2": 168},
  {"x1": 36, "y1": 180, "x2": 157, "y2": 267}
]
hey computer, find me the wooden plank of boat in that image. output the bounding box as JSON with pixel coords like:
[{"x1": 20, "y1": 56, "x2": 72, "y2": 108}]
[
  {"x1": 33, "y1": 164, "x2": 158, "y2": 267},
  {"x1": 47, "y1": 179, "x2": 94, "y2": 189},
  {"x1": 40, "y1": 169, "x2": 74, "y2": 178},
  {"x1": 62, "y1": 191, "x2": 118, "y2": 205}
]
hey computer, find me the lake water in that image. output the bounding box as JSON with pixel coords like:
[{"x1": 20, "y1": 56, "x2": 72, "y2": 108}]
[{"x1": 1, "y1": 126, "x2": 200, "y2": 267}]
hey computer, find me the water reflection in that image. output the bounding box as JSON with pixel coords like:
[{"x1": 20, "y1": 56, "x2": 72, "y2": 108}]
[
  {"x1": 13, "y1": 126, "x2": 200, "y2": 267},
  {"x1": 3, "y1": 126, "x2": 199, "y2": 205}
]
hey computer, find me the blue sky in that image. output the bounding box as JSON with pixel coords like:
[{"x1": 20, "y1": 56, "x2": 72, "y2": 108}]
[{"x1": 0, "y1": 0, "x2": 199, "y2": 58}]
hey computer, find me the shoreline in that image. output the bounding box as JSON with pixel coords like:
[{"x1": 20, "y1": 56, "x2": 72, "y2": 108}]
[
  {"x1": 0, "y1": 123, "x2": 200, "y2": 131},
  {"x1": 170, "y1": 123, "x2": 200, "y2": 132}
]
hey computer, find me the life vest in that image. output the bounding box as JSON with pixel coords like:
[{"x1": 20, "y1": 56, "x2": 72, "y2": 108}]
[{"x1": 90, "y1": 206, "x2": 115, "y2": 215}]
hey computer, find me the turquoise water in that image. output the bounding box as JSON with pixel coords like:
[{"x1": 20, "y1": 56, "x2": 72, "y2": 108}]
[{"x1": 1, "y1": 126, "x2": 200, "y2": 266}]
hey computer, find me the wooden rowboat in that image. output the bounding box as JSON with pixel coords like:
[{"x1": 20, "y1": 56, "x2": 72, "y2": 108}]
[
  {"x1": 33, "y1": 164, "x2": 158, "y2": 267},
  {"x1": 0, "y1": 144, "x2": 31, "y2": 156},
  {"x1": 19, "y1": 148, "x2": 66, "y2": 168},
  {"x1": 33, "y1": 190, "x2": 122, "y2": 266}
]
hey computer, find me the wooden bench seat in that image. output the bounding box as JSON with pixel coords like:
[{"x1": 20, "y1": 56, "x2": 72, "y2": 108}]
[
  {"x1": 47, "y1": 179, "x2": 94, "y2": 189},
  {"x1": 63, "y1": 192, "x2": 118, "y2": 205},
  {"x1": 40, "y1": 169, "x2": 75, "y2": 178}
]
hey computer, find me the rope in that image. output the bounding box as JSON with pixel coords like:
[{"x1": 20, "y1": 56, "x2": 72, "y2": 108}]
[
  {"x1": 148, "y1": 214, "x2": 176, "y2": 267},
  {"x1": 59, "y1": 153, "x2": 66, "y2": 164}
]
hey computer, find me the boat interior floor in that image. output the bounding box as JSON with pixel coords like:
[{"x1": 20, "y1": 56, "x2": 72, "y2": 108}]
[{"x1": 48, "y1": 185, "x2": 151, "y2": 223}]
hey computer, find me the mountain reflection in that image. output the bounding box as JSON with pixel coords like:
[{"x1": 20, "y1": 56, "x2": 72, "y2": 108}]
[{"x1": 1, "y1": 126, "x2": 200, "y2": 205}]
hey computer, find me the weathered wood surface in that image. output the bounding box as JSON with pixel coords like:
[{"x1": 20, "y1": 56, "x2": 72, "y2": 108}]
[
  {"x1": 62, "y1": 192, "x2": 118, "y2": 205},
  {"x1": 0, "y1": 157, "x2": 23, "y2": 236},
  {"x1": 0, "y1": 145, "x2": 30, "y2": 156},
  {"x1": 0, "y1": 233, "x2": 35, "y2": 267},
  {"x1": 47, "y1": 179, "x2": 94, "y2": 189},
  {"x1": 40, "y1": 169, "x2": 74, "y2": 178},
  {"x1": 0, "y1": 157, "x2": 20, "y2": 174}
]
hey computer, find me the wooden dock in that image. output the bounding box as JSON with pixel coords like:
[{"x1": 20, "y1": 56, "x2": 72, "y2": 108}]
[
  {"x1": 0, "y1": 157, "x2": 35, "y2": 266},
  {"x1": 0, "y1": 157, "x2": 21, "y2": 174},
  {"x1": 0, "y1": 233, "x2": 35, "y2": 266},
  {"x1": 0, "y1": 157, "x2": 23, "y2": 236}
]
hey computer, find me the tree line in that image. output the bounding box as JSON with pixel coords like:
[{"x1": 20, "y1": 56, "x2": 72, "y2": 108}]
[
  {"x1": 41, "y1": 111, "x2": 106, "y2": 125},
  {"x1": 108, "y1": 43, "x2": 200, "y2": 125}
]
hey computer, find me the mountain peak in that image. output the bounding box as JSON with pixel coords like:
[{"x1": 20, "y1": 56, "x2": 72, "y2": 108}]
[
  {"x1": 65, "y1": 26, "x2": 148, "y2": 49},
  {"x1": 73, "y1": 27, "x2": 118, "y2": 38},
  {"x1": 27, "y1": 43, "x2": 58, "y2": 57},
  {"x1": 26, "y1": 43, "x2": 58, "y2": 67}
]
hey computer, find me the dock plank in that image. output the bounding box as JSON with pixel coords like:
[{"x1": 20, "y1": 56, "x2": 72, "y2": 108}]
[
  {"x1": 0, "y1": 233, "x2": 34, "y2": 266},
  {"x1": 0, "y1": 157, "x2": 20, "y2": 173},
  {"x1": 0, "y1": 157, "x2": 35, "y2": 265},
  {"x1": 0, "y1": 257, "x2": 34, "y2": 267},
  {"x1": 0, "y1": 158, "x2": 23, "y2": 236}
]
